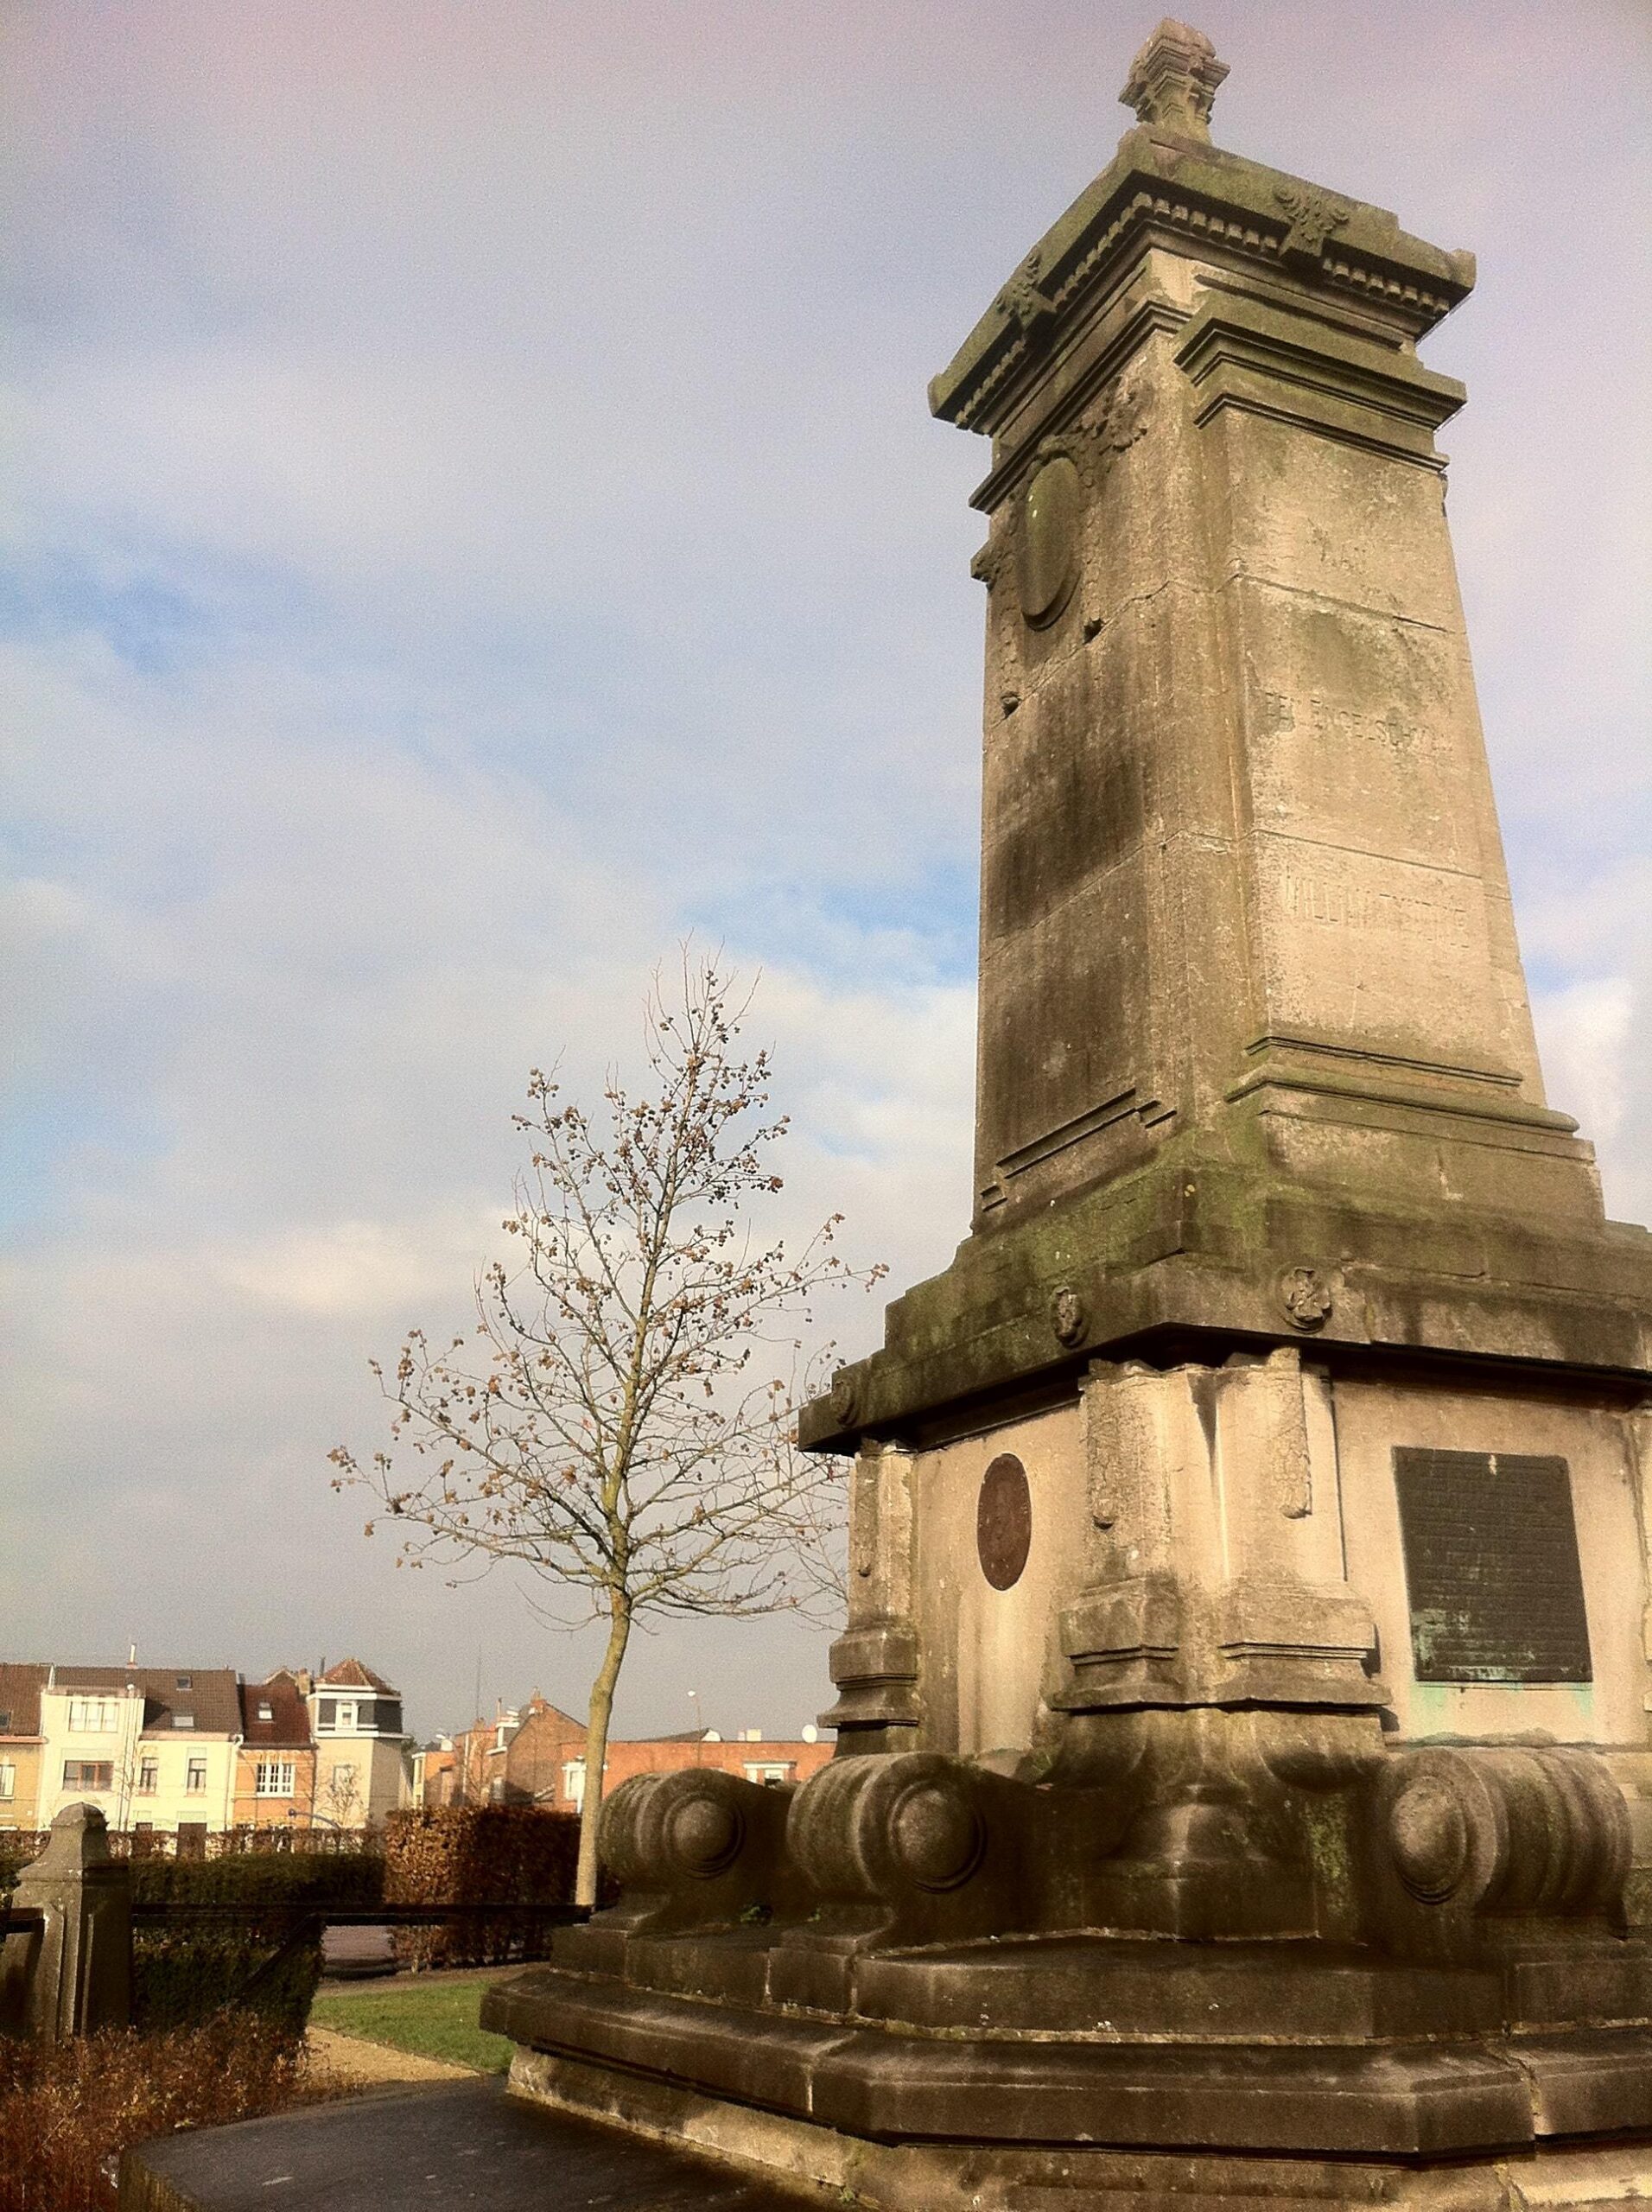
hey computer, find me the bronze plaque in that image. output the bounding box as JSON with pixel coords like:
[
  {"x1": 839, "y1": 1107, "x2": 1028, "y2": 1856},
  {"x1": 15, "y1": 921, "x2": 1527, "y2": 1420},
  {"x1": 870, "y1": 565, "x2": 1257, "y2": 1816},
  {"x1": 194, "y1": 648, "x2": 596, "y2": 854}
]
[
  {"x1": 977, "y1": 1453, "x2": 1032, "y2": 1591},
  {"x1": 1016, "y1": 456, "x2": 1080, "y2": 626},
  {"x1": 1394, "y1": 1448, "x2": 1592, "y2": 1684}
]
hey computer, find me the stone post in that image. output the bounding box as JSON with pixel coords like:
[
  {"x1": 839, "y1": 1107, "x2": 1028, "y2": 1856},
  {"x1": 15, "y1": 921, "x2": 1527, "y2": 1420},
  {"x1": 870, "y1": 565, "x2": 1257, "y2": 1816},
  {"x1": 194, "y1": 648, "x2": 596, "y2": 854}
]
[{"x1": 6, "y1": 1802, "x2": 132, "y2": 2041}]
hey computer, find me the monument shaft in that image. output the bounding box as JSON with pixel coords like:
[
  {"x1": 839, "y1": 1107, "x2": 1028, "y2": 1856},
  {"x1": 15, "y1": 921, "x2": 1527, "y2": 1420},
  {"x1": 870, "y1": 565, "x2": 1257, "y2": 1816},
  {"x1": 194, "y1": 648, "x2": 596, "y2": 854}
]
[{"x1": 490, "y1": 26, "x2": 1652, "y2": 2206}]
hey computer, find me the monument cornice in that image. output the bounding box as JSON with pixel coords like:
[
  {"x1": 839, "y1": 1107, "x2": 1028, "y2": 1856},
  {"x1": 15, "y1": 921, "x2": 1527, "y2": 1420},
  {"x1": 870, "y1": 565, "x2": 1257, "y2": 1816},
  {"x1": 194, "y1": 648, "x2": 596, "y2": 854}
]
[{"x1": 930, "y1": 132, "x2": 1474, "y2": 439}]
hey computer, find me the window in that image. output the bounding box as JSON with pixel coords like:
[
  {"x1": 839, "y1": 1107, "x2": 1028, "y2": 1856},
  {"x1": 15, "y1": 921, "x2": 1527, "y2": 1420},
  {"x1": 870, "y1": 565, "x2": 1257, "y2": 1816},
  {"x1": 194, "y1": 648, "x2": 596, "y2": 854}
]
[
  {"x1": 0, "y1": 1764, "x2": 14, "y2": 1800},
  {"x1": 68, "y1": 1699, "x2": 119, "y2": 1732},
  {"x1": 0, "y1": 1710, "x2": 13, "y2": 1732},
  {"x1": 171, "y1": 1713, "x2": 194, "y2": 1730},
  {"x1": 175, "y1": 1675, "x2": 193, "y2": 1691},
  {"x1": 255, "y1": 1760, "x2": 295, "y2": 1797},
  {"x1": 743, "y1": 1763, "x2": 794, "y2": 1787},
  {"x1": 334, "y1": 1702, "x2": 357, "y2": 1732},
  {"x1": 376, "y1": 1702, "x2": 403, "y2": 1736},
  {"x1": 62, "y1": 1761, "x2": 113, "y2": 1790},
  {"x1": 257, "y1": 1701, "x2": 274, "y2": 1723},
  {"x1": 137, "y1": 1758, "x2": 158, "y2": 1796},
  {"x1": 562, "y1": 1759, "x2": 587, "y2": 1810},
  {"x1": 186, "y1": 1758, "x2": 207, "y2": 1794},
  {"x1": 316, "y1": 1700, "x2": 337, "y2": 1728}
]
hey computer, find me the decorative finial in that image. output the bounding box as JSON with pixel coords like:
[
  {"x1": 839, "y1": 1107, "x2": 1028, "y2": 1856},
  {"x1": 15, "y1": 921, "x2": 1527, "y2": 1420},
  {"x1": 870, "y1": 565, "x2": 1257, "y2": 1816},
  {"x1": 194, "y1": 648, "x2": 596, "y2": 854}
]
[{"x1": 1120, "y1": 19, "x2": 1229, "y2": 143}]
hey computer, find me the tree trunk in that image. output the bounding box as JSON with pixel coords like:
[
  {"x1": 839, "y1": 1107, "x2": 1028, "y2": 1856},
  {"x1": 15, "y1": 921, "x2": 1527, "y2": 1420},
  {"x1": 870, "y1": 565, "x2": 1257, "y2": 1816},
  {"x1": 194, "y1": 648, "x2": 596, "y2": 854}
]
[{"x1": 575, "y1": 1599, "x2": 631, "y2": 1908}]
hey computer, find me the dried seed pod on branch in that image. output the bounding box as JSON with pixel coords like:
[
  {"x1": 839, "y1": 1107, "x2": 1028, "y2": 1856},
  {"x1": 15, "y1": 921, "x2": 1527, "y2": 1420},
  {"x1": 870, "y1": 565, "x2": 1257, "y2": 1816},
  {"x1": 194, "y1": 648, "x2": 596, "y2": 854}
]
[{"x1": 331, "y1": 954, "x2": 880, "y2": 1904}]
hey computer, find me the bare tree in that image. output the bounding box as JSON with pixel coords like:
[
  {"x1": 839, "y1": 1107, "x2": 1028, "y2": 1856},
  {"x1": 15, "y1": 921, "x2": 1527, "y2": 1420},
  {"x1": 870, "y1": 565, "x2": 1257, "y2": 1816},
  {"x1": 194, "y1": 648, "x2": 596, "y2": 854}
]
[{"x1": 331, "y1": 957, "x2": 877, "y2": 1904}]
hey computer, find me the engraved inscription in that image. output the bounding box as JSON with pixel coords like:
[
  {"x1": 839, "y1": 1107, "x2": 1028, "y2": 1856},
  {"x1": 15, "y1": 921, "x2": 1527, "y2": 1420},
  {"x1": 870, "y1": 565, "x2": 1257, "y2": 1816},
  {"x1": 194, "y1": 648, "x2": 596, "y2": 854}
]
[
  {"x1": 1279, "y1": 868, "x2": 1471, "y2": 948},
  {"x1": 1394, "y1": 1448, "x2": 1592, "y2": 1684},
  {"x1": 1260, "y1": 690, "x2": 1446, "y2": 763}
]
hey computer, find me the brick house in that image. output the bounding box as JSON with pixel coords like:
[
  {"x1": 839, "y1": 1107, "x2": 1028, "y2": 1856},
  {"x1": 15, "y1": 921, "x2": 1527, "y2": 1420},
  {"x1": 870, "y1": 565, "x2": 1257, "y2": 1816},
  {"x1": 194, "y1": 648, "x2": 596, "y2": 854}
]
[
  {"x1": 421, "y1": 1694, "x2": 587, "y2": 1808},
  {"x1": 416, "y1": 1696, "x2": 832, "y2": 1813},
  {"x1": 584, "y1": 1729, "x2": 833, "y2": 1810}
]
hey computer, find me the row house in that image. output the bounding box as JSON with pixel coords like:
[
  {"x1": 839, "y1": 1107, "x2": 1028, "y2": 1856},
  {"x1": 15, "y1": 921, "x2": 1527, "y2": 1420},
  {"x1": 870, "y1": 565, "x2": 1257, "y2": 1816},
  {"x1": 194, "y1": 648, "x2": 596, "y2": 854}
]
[
  {"x1": 232, "y1": 1659, "x2": 409, "y2": 1831},
  {"x1": 0, "y1": 1656, "x2": 410, "y2": 1837}
]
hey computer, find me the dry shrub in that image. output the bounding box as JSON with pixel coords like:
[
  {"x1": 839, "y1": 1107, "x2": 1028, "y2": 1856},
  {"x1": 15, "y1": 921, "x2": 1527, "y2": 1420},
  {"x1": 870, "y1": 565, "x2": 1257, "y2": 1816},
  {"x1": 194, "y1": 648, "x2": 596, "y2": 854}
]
[
  {"x1": 384, "y1": 1805, "x2": 584, "y2": 1968},
  {"x1": 0, "y1": 2015, "x2": 325, "y2": 2212}
]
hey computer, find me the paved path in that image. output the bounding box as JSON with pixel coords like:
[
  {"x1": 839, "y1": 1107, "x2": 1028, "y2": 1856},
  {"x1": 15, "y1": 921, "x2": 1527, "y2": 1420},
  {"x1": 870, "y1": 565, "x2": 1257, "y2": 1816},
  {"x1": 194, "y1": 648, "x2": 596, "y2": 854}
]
[
  {"x1": 305, "y1": 2024, "x2": 476, "y2": 2088},
  {"x1": 119, "y1": 2076, "x2": 829, "y2": 2209}
]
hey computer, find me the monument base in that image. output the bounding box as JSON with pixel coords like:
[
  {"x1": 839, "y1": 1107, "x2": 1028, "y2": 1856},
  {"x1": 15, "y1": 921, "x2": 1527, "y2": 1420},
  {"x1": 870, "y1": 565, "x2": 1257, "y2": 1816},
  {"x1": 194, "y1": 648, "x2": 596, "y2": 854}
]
[
  {"x1": 505, "y1": 2039, "x2": 1652, "y2": 2211},
  {"x1": 482, "y1": 1736, "x2": 1652, "y2": 2212}
]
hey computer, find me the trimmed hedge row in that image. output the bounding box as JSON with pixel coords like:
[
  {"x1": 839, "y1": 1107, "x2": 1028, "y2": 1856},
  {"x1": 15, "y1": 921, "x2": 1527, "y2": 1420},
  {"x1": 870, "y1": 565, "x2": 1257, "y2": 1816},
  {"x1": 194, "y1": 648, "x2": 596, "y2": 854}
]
[
  {"x1": 130, "y1": 1847, "x2": 384, "y2": 1932},
  {"x1": 128, "y1": 1843, "x2": 384, "y2": 2035},
  {"x1": 132, "y1": 1929, "x2": 322, "y2": 2038},
  {"x1": 384, "y1": 1805, "x2": 585, "y2": 1968}
]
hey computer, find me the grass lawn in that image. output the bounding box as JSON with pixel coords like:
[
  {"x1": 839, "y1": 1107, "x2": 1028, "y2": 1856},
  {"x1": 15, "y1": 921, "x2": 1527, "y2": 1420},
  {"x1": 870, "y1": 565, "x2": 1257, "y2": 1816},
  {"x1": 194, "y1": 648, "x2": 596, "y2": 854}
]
[{"x1": 309, "y1": 1977, "x2": 513, "y2": 2075}]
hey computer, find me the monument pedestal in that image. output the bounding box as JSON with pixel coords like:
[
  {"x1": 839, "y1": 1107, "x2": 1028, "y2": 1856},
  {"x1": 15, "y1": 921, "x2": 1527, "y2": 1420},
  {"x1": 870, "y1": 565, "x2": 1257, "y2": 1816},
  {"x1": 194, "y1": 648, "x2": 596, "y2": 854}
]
[{"x1": 489, "y1": 22, "x2": 1652, "y2": 2206}]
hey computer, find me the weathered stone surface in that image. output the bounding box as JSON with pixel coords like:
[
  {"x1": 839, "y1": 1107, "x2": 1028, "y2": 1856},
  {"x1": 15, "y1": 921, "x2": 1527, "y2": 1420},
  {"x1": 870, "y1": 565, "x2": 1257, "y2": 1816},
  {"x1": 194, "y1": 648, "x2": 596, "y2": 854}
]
[
  {"x1": 497, "y1": 22, "x2": 1652, "y2": 2205},
  {"x1": 0, "y1": 1802, "x2": 130, "y2": 2041},
  {"x1": 117, "y1": 2077, "x2": 824, "y2": 2211}
]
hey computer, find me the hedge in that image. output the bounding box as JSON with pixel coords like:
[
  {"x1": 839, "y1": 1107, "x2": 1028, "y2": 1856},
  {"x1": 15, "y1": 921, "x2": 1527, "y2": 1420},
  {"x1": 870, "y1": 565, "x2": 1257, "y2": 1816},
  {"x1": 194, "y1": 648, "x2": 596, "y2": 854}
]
[
  {"x1": 384, "y1": 1806, "x2": 586, "y2": 1968},
  {"x1": 125, "y1": 1847, "x2": 382, "y2": 2033},
  {"x1": 130, "y1": 1847, "x2": 384, "y2": 1935},
  {"x1": 132, "y1": 1927, "x2": 321, "y2": 2039}
]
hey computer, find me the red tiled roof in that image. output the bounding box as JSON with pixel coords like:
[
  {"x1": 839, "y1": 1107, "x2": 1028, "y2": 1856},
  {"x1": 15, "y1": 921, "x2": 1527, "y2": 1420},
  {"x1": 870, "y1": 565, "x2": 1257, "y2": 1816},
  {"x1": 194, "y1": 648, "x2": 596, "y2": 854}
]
[
  {"x1": 240, "y1": 1675, "x2": 313, "y2": 1749},
  {"x1": 317, "y1": 1657, "x2": 397, "y2": 1693},
  {"x1": 0, "y1": 1664, "x2": 49, "y2": 1738},
  {"x1": 53, "y1": 1664, "x2": 242, "y2": 1736}
]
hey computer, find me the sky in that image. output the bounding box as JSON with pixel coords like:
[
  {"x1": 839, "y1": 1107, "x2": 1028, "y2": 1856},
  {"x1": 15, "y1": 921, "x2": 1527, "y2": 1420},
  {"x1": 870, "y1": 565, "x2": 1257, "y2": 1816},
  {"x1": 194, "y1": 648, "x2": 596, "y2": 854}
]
[{"x1": 3, "y1": 1, "x2": 1648, "y2": 1745}]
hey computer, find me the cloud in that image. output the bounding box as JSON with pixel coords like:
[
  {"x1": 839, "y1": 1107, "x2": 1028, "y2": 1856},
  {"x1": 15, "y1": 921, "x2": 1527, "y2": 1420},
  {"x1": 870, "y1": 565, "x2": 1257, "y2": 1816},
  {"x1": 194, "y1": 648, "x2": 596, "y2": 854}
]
[{"x1": 3, "y1": 0, "x2": 1648, "y2": 1740}]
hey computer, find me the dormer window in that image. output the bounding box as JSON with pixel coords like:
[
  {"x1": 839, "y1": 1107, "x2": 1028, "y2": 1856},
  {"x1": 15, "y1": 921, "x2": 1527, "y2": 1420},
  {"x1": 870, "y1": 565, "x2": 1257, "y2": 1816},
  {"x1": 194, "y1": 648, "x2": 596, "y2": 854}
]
[
  {"x1": 172, "y1": 1712, "x2": 194, "y2": 1729},
  {"x1": 175, "y1": 1675, "x2": 192, "y2": 1691},
  {"x1": 257, "y1": 1701, "x2": 274, "y2": 1723}
]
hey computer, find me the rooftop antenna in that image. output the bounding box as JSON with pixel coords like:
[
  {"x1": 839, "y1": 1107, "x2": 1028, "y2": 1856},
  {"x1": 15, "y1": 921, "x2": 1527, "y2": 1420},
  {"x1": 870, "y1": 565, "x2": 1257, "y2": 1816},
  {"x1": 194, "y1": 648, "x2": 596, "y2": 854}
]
[{"x1": 127, "y1": 1642, "x2": 137, "y2": 1667}]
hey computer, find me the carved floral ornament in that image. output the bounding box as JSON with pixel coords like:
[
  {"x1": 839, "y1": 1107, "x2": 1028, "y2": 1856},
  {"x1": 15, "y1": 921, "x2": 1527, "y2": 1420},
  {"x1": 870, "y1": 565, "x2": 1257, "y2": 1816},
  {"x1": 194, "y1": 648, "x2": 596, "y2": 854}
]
[
  {"x1": 829, "y1": 1367, "x2": 861, "y2": 1426},
  {"x1": 1279, "y1": 1265, "x2": 1333, "y2": 1330},
  {"x1": 996, "y1": 245, "x2": 1052, "y2": 337},
  {"x1": 1274, "y1": 181, "x2": 1354, "y2": 261}
]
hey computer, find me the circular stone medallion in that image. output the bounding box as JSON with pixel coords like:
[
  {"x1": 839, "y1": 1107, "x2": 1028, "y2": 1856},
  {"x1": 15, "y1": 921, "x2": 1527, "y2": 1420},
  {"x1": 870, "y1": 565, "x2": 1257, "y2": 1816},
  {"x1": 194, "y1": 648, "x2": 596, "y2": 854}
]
[
  {"x1": 976, "y1": 1453, "x2": 1032, "y2": 1591},
  {"x1": 1015, "y1": 455, "x2": 1080, "y2": 626}
]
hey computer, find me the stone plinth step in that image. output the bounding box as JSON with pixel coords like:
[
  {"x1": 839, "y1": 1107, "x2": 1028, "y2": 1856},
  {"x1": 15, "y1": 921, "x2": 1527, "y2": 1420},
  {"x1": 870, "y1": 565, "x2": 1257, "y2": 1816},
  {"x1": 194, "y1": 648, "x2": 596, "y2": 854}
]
[{"x1": 117, "y1": 2078, "x2": 827, "y2": 2212}]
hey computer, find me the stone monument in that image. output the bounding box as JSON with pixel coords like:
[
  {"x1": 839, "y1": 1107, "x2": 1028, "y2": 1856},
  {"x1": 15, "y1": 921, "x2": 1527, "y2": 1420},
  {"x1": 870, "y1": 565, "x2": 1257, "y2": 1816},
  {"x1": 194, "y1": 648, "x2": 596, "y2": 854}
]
[{"x1": 487, "y1": 22, "x2": 1652, "y2": 2207}]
